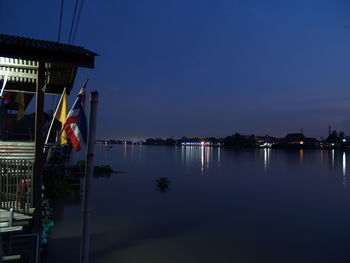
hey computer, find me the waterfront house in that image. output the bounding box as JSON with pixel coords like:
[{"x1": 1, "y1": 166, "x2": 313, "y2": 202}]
[{"x1": 0, "y1": 34, "x2": 96, "y2": 262}]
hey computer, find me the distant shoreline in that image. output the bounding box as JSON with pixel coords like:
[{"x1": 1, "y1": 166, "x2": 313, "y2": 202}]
[{"x1": 96, "y1": 143, "x2": 350, "y2": 151}]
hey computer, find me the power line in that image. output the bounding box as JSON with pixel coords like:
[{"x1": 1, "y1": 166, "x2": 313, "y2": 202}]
[
  {"x1": 68, "y1": 0, "x2": 79, "y2": 44},
  {"x1": 54, "y1": 0, "x2": 65, "y2": 114},
  {"x1": 57, "y1": 0, "x2": 64, "y2": 42},
  {"x1": 71, "y1": 0, "x2": 85, "y2": 44}
]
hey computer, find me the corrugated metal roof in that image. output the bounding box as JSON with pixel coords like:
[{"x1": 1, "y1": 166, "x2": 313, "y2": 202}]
[
  {"x1": 0, "y1": 34, "x2": 97, "y2": 68},
  {"x1": 0, "y1": 34, "x2": 97, "y2": 56},
  {"x1": 0, "y1": 34, "x2": 98, "y2": 94}
]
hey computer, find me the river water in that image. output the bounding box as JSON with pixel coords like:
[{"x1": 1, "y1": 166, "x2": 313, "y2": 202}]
[{"x1": 45, "y1": 145, "x2": 350, "y2": 262}]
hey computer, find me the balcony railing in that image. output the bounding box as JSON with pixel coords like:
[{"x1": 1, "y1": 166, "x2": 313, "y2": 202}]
[{"x1": 0, "y1": 141, "x2": 34, "y2": 215}]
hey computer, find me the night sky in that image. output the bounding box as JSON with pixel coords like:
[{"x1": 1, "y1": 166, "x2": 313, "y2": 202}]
[{"x1": 2, "y1": 0, "x2": 350, "y2": 140}]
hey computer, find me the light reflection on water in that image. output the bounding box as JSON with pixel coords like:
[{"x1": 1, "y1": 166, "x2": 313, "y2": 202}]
[
  {"x1": 343, "y1": 152, "x2": 347, "y2": 187},
  {"x1": 72, "y1": 145, "x2": 350, "y2": 189},
  {"x1": 181, "y1": 146, "x2": 214, "y2": 175},
  {"x1": 49, "y1": 146, "x2": 350, "y2": 263},
  {"x1": 263, "y1": 148, "x2": 270, "y2": 171},
  {"x1": 91, "y1": 145, "x2": 350, "y2": 181}
]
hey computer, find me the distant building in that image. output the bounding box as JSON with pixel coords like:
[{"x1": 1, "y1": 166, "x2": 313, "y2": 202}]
[{"x1": 274, "y1": 133, "x2": 319, "y2": 148}]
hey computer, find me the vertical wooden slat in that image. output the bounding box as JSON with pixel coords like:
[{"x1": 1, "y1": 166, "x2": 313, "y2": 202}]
[
  {"x1": 14, "y1": 160, "x2": 17, "y2": 209},
  {"x1": 17, "y1": 159, "x2": 21, "y2": 213},
  {"x1": 5, "y1": 160, "x2": 8, "y2": 208},
  {"x1": 0, "y1": 159, "x2": 2, "y2": 206},
  {"x1": 31, "y1": 161, "x2": 34, "y2": 211}
]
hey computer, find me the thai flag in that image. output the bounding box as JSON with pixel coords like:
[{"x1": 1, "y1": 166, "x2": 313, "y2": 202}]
[{"x1": 63, "y1": 81, "x2": 88, "y2": 151}]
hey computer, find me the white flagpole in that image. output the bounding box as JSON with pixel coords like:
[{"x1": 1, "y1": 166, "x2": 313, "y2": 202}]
[
  {"x1": 0, "y1": 71, "x2": 9, "y2": 98},
  {"x1": 45, "y1": 88, "x2": 80, "y2": 162},
  {"x1": 45, "y1": 80, "x2": 88, "y2": 158},
  {"x1": 44, "y1": 87, "x2": 66, "y2": 147}
]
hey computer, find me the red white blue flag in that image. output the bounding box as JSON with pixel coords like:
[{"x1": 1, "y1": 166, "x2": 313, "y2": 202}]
[{"x1": 64, "y1": 81, "x2": 88, "y2": 151}]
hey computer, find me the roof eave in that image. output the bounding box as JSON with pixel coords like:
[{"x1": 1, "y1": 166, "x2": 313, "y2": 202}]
[{"x1": 0, "y1": 44, "x2": 96, "y2": 68}]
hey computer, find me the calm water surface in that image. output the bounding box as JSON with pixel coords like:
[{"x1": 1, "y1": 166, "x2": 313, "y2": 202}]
[{"x1": 46, "y1": 145, "x2": 350, "y2": 263}]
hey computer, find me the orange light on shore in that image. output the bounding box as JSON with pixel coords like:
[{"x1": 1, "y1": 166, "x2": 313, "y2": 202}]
[{"x1": 300, "y1": 141, "x2": 304, "y2": 145}]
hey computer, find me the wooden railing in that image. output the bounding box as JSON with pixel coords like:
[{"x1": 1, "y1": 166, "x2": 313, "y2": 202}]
[{"x1": 0, "y1": 141, "x2": 34, "y2": 214}]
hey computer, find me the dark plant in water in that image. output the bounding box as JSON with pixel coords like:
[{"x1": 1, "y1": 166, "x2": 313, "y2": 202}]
[
  {"x1": 76, "y1": 160, "x2": 115, "y2": 177},
  {"x1": 155, "y1": 177, "x2": 170, "y2": 193},
  {"x1": 94, "y1": 165, "x2": 114, "y2": 177}
]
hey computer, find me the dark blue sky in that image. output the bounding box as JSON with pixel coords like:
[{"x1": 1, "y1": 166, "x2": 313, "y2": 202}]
[{"x1": 2, "y1": 0, "x2": 350, "y2": 140}]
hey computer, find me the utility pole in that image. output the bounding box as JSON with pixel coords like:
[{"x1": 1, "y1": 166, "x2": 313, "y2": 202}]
[{"x1": 80, "y1": 91, "x2": 99, "y2": 263}]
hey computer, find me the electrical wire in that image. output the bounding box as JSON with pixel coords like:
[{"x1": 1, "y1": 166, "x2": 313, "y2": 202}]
[
  {"x1": 71, "y1": 0, "x2": 85, "y2": 44},
  {"x1": 68, "y1": 0, "x2": 79, "y2": 44},
  {"x1": 57, "y1": 0, "x2": 64, "y2": 42},
  {"x1": 54, "y1": 0, "x2": 65, "y2": 113}
]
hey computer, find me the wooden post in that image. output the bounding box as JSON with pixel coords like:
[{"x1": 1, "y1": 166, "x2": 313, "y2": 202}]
[
  {"x1": 80, "y1": 91, "x2": 98, "y2": 263},
  {"x1": 33, "y1": 62, "x2": 45, "y2": 231},
  {"x1": 0, "y1": 104, "x2": 5, "y2": 139}
]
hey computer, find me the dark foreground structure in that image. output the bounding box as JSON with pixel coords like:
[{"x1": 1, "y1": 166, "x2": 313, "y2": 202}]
[{"x1": 0, "y1": 34, "x2": 96, "y2": 262}]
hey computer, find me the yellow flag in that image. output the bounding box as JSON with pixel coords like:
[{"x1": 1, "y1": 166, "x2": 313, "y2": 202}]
[
  {"x1": 15, "y1": 92, "x2": 25, "y2": 120},
  {"x1": 55, "y1": 91, "x2": 68, "y2": 144}
]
